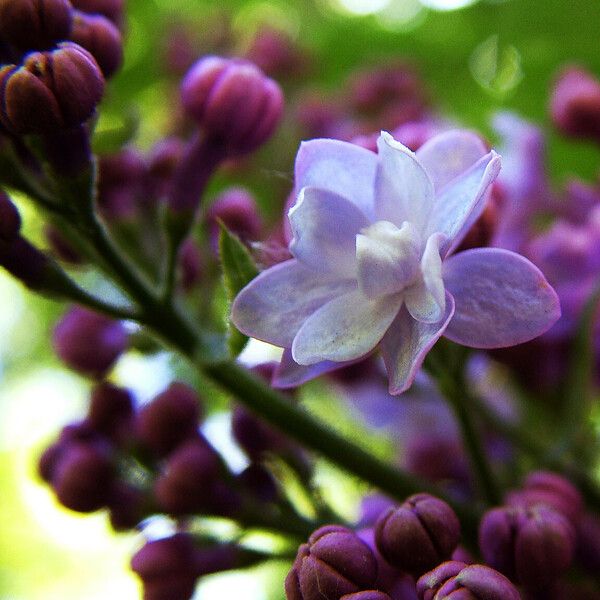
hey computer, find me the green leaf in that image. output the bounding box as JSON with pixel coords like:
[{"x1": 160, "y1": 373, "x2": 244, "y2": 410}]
[{"x1": 219, "y1": 222, "x2": 259, "y2": 357}]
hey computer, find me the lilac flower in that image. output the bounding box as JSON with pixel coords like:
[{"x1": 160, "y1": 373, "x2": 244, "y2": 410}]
[{"x1": 232, "y1": 131, "x2": 561, "y2": 394}]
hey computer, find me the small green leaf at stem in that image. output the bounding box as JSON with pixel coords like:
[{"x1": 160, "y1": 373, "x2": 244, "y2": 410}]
[{"x1": 218, "y1": 222, "x2": 259, "y2": 357}]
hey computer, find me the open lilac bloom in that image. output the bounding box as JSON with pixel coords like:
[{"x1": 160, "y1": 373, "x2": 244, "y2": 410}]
[{"x1": 232, "y1": 131, "x2": 561, "y2": 393}]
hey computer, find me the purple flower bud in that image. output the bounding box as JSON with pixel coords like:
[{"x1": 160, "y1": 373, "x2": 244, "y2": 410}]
[
  {"x1": 206, "y1": 186, "x2": 262, "y2": 252},
  {"x1": 177, "y1": 238, "x2": 204, "y2": 292},
  {"x1": 131, "y1": 534, "x2": 199, "y2": 600},
  {"x1": 70, "y1": 0, "x2": 123, "y2": 27},
  {"x1": 375, "y1": 494, "x2": 461, "y2": 577},
  {"x1": 0, "y1": 0, "x2": 73, "y2": 51},
  {"x1": 145, "y1": 137, "x2": 185, "y2": 200},
  {"x1": 136, "y1": 382, "x2": 202, "y2": 457},
  {"x1": 358, "y1": 494, "x2": 396, "y2": 528},
  {"x1": 154, "y1": 437, "x2": 236, "y2": 517},
  {"x1": 44, "y1": 225, "x2": 84, "y2": 264},
  {"x1": 52, "y1": 442, "x2": 115, "y2": 512},
  {"x1": 69, "y1": 11, "x2": 123, "y2": 78},
  {"x1": 0, "y1": 236, "x2": 52, "y2": 290},
  {"x1": 0, "y1": 42, "x2": 104, "y2": 134},
  {"x1": 479, "y1": 505, "x2": 575, "y2": 589},
  {"x1": 107, "y1": 482, "x2": 145, "y2": 531},
  {"x1": 181, "y1": 55, "x2": 283, "y2": 156},
  {"x1": 340, "y1": 593, "x2": 393, "y2": 600},
  {"x1": 237, "y1": 463, "x2": 279, "y2": 503},
  {"x1": 575, "y1": 512, "x2": 600, "y2": 572},
  {"x1": 86, "y1": 382, "x2": 134, "y2": 444},
  {"x1": 52, "y1": 306, "x2": 128, "y2": 378},
  {"x1": 521, "y1": 471, "x2": 583, "y2": 524},
  {"x1": 285, "y1": 525, "x2": 379, "y2": 600},
  {"x1": 416, "y1": 561, "x2": 520, "y2": 600},
  {"x1": 0, "y1": 191, "x2": 21, "y2": 241},
  {"x1": 550, "y1": 66, "x2": 600, "y2": 143}
]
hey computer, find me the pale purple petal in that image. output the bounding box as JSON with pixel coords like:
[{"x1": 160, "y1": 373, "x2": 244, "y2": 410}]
[
  {"x1": 443, "y1": 248, "x2": 561, "y2": 348},
  {"x1": 381, "y1": 292, "x2": 455, "y2": 395},
  {"x1": 404, "y1": 233, "x2": 446, "y2": 323},
  {"x1": 294, "y1": 138, "x2": 378, "y2": 219},
  {"x1": 231, "y1": 259, "x2": 355, "y2": 348},
  {"x1": 416, "y1": 129, "x2": 488, "y2": 192},
  {"x1": 375, "y1": 131, "x2": 435, "y2": 232},
  {"x1": 426, "y1": 151, "x2": 501, "y2": 256},
  {"x1": 289, "y1": 186, "x2": 369, "y2": 278},
  {"x1": 292, "y1": 289, "x2": 402, "y2": 364},
  {"x1": 272, "y1": 348, "x2": 350, "y2": 388},
  {"x1": 356, "y1": 221, "x2": 421, "y2": 299}
]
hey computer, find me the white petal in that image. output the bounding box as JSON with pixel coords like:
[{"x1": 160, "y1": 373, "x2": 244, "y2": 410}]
[
  {"x1": 375, "y1": 132, "x2": 435, "y2": 232},
  {"x1": 289, "y1": 186, "x2": 369, "y2": 278},
  {"x1": 426, "y1": 151, "x2": 501, "y2": 256},
  {"x1": 404, "y1": 233, "x2": 446, "y2": 323},
  {"x1": 381, "y1": 293, "x2": 455, "y2": 395},
  {"x1": 294, "y1": 138, "x2": 378, "y2": 219},
  {"x1": 272, "y1": 348, "x2": 347, "y2": 388},
  {"x1": 291, "y1": 289, "x2": 402, "y2": 365},
  {"x1": 356, "y1": 221, "x2": 421, "y2": 299},
  {"x1": 231, "y1": 259, "x2": 355, "y2": 348},
  {"x1": 416, "y1": 129, "x2": 488, "y2": 192}
]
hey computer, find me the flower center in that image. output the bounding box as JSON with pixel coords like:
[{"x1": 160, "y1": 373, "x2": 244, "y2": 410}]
[{"x1": 356, "y1": 220, "x2": 422, "y2": 299}]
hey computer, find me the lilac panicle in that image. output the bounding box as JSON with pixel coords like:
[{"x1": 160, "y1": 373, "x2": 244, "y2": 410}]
[{"x1": 232, "y1": 130, "x2": 560, "y2": 394}]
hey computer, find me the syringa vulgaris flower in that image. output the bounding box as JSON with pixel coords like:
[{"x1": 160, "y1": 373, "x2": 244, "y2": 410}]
[{"x1": 232, "y1": 130, "x2": 561, "y2": 394}]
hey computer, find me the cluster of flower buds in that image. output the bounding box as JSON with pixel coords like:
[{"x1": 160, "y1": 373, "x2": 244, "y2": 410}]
[{"x1": 285, "y1": 491, "x2": 522, "y2": 600}]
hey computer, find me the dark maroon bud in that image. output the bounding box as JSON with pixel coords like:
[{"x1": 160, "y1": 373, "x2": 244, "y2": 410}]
[
  {"x1": 0, "y1": 0, "x2": 73, "y2": 51},
  {"x1": 193, "y1": 544, "x2": 242, "y2": 576},
  {"x1": 237, "y1": 463, "x2": 279, "y2": 503},
  {"x1": 0, "y1": 191, "x2": 21, "y2": 241},
  {"x1": 136, "y1": 382, "x2": 202, "y2": 457},
  {"x1": 87, "y1": 382, "x2": 134, "y2": 443},
  {"x1": 177, "y1": 237, "x2": 204, "y2": 292},
  {"x1": 1, "y1": 43, "x2": 104, "y2": 134},
  {"x1": 181, "y1": 55, "x2": 283, "y2": 156},
  {"x1": 375, "y1": 493, "x2": 461, "y2": 577},
  {"x1": 206, "y1": 186, "x2": 262, "y2": 252},
  {"x1": 44, "y1": 225, "x2": 83, "y2": 264},
  {"x1": 356, "y1": 527, "x2": 405, "y2": 594},
  {"x1": 96, "y1": 148, "x2": 147, "y2": 220},
  {"x1": 0, "y1": 236, "x2": 51, "y2": 290},
  {"x1": 131, "y1": 534, "x2": 199, "y2": 600},
  {"x1": 146, "y1": 137, "x2": 185, "y2": 200},
  {"x1": 107, "y1": 482, "x2": 145, "y2": 531},
  {"x1": 153, "y1": 438, "x2": 231, "y2": 516},
  {"x1": 244, "y1": 26, "x2": 308, "y2": 79},
  {"x1": 550, "y1": 66, "x2": 600, "y2": 143},
  {"x1": 70, "y1": 0, "x2": 123, "y2": 27},
  {"x1": 340, "y1": 593, "x2": 392, "y2": 600},
  {"x1": 479, "y1": 504, "x2": 574, "y2": 589},
  {"x1": 69, "y1": 11, "x2": 123, "y2": 78},
  {"x1": 52, "y1": 442, "x2": 114, "y2": 512},
  {"x1": 285, "y1": 525, "x2": 378, "y2": 600},
  {"x1": 52, "y1": 306, "x2": 128, "y2": 378},
  {"x1": 416, "y1": 561, "x2": 520, "y2": 600}
]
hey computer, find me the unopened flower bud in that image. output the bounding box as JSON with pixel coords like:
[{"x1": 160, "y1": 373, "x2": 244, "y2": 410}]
[
  {"x1": 550, "y1": 66, "x2": 600, "y2": 144},
  {"x1": 206, "y1": 186, "x2": 262, "y2": 252},
  {"x1": 44, "y1": 225, "x2": 84, "y2": 264},
  {"x1": 479, "y1": 504, "x2": 574, "y2": 589},
  {"x1": 237, "y1": 463, "x2": 279, "y2": 503},
  {"x1": 52, "y1": 442, "x2": 114, "y2": 512},
  {"x1": 86, "y1": 382, "x2": 134, "y2": 443},
  {"x1": 416, "y1": 561, "x2": 520, "y2": 600},
  {"x1": 181, "y1": 55, "x2": 283, "y2": 156},
  {"x1": 575, "y1": 512, "x2": 600, "y2": 572},
  {"x1": 340, "y1": 593, "x2": 392, "y2": 600},
  {"x1": 285, "y1": 525, "x2": 378, "y2": 600},
  {"x1": 0, "y1": 42, "x2": 104, "y2": 134},
  {"x1": 146, "y1": 137, "x2": 185, "y2": 200},
  {"x1": 131, "y1": 534, "x2": 199, "y2": 600},
  {"x1": 0, "y1": 236, "x2": 55, "y2": 290},
  {"x1": 107, "y1": 482, "x2": 145, "y2": 531},
  {"x1": 375, "y1": 493, "x2": 460, "y2": 577},
  {"x1": 52, "y1": 306, "x2": 128, "y2": 378},
  {"x1": 69, "y1": 11, "x2": 123, "y2": 78},
  {"x1": 0, "y1": 0, "x2": 73, "y2": 51},
  {"x1": 136, "y1": 382, "x2": 202, "y2": 457},
  {"x1": 70, "y1": 0, "x2": 123, "y2": 27},
  {"x1": 0, "y1": 191, "x2": 21, "y2": 240},
  {"x1": 177, "y1": 238, "x2": 204, "y2": 292},
  {"x1": 154, "y1": 437, "x2": 237, "y2": 517}
]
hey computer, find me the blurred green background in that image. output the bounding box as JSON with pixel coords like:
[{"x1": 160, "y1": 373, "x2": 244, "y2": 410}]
[{"x1": 2, "y1": 0, "x2": 600, "y2": 597}]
